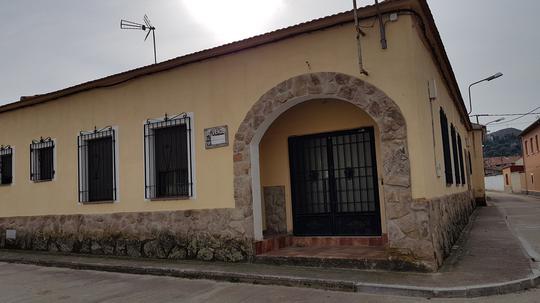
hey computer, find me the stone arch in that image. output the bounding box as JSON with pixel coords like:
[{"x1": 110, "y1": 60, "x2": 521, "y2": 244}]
[{"x1": 234, "y1": 72, "x2": 424, "y2": 260}]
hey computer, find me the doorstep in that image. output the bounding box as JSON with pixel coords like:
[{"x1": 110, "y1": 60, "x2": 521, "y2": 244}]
[{"x1": 254, "y1": 234, "x2": 388, "y2": 255}]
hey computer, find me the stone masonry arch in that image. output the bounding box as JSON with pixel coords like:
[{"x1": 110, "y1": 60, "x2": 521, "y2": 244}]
[{"x1": 234, "y1": 72, "x2": 436, "y2": 267}]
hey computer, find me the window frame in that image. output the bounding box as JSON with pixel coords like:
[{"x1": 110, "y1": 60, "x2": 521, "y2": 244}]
[
  {"x1": 0, "y1": 145, "x2": 13, "y2": 186},
  {"x1": 144, "y1": 113, "x2": 195, "y2": 200},
  {"x1": 30, "y1": 137, "x2": 55, "y2": 182},
  {"x1": 77, "y1": 127, "x2": 118, "y2": 204},
  {"x1": 450, "y1": 124, "x2": 461, "y2": 185},
  {"x1": 457, "y1": 133, "x2": 466, "y2": 185},
  {"x1": 439, "y1": 108, "x2": 453, "y2": 185}
]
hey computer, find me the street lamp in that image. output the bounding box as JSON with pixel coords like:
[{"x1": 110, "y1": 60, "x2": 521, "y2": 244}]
[
  {"x1": 468, "y1": 72, "x2": 504, "y2": 118},
  {"x1": 485, "y1": 117, "x2": 505, "y2": 126}
]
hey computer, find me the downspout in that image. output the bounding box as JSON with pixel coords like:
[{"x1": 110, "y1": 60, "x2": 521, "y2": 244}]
[
  {"x1": 353, "y1": 0, "x2": 369, "y2": 76},
  {"x1": 375, "y1": 0, "x2": 388, "y2": 49}
]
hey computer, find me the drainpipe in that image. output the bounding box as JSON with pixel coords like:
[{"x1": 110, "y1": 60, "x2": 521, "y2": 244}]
[
  {"x1": 374, "y1": 0, "x2": 388, "y2": 49},
  {"x1": 353, "y1": 0, "x2": 369, "y2": 76}
]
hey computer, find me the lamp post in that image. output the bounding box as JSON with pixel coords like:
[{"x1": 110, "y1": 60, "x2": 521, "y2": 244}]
[
  {"x1": 468, "y1": 72, "x2": 503, "y2": 123},
  {"x1": 485, "y1": 117, "x2": 505, "y2": 126}
]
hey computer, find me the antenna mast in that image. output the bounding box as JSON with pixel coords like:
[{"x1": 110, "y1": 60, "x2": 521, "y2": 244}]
[{"x1": 120, "y1": 15, "x2": 157, "y2": 64}]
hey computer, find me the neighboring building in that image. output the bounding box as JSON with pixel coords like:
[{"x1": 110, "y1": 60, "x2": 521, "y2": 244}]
[
  {"x1": 521, "y1": 119, "x2": 540, "y2": 195},
  {"x1": 484, "y1": 155, "x2": 521, "y2": 176},
  {"x1": 502, "y1": 162, "x2": 525, "y2": 194},
  {"x1": 0, "y1": 0, "x2": 485, "y2": 271}
]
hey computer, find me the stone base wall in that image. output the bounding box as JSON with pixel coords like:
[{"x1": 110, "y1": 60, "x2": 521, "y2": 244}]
[
  {"x1": 387, "y1": 190, "x2": 475, "y2": 270},
  {"x1": 0, "y1": 208, "x2": 253, "y2": 262},
  {"x1": 263, "y1": 186, "x2": 287, "y2": 235},
  {"x1": 426, "y1": 191, "x2": 475, "y2": 266}
]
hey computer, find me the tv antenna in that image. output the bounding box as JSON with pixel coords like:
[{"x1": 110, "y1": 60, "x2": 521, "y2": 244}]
[{"x1": 121, "y1": 15, "x2": 157, "y2": 64}]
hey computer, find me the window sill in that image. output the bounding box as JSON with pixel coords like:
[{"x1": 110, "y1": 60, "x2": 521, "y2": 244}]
[
  {"x1": 80, "y1": 200, "x2": 115, "y2": 205},
  {"x1": 32, "y1": 179, "x2": 54, "y2": 183},
  {"x1": 149, "y1": 196, "x2": 191, "y2": 202}
]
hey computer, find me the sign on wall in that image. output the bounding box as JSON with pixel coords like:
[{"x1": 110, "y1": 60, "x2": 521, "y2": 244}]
[{"x1": 205, "y1": 125, "x2": 229, "y2": 149}]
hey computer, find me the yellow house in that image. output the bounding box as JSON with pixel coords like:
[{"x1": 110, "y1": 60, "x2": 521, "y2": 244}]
[{"x1": 0, "y1": 0, "x2": 485, "y2": 271}]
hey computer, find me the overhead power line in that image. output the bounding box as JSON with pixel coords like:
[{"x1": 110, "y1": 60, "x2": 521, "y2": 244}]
[{"x1": 488, "y1": 106, "x2": 540, "y2": 126}]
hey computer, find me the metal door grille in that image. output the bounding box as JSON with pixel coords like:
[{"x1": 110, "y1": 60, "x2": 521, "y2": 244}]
[
  {"x1": 78, "y1": 128, "x2": 116, "y2": 203},
  {"x1": 0, "y1": 146, "x2": 13, "y2": 185},
  {"x1": 144, "y1": 114, "x2": 193, "y2": 199},
  {"x1": 30, "y1": 138, "x2": 55, "y2": 182},
  {"x1": 289, "y1": 127, "x2": 381, "y2": 236}
]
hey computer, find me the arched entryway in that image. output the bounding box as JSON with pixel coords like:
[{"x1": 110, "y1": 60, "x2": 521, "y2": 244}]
[
  {"x1": 259, "y1": 99, "x2": 385, "y2": 237},
  {"x1": 233, "y1": 72, "x2": 413, "y2": 250}
]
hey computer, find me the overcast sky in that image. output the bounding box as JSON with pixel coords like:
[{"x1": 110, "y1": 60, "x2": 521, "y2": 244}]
[{"x1": 1, "y1": 0, "x2": 538, "y2": 131}]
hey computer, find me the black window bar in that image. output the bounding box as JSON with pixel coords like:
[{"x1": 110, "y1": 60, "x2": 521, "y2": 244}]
[
  {"x1": 0, "y1": 145, "x2": 13, "y2": 185},
  {"x1": 439, "y1": 109, "x2": 453, "y2": 185},
  {"x1": 78, "y1": 127, "x2": 116, "y2": 203},
  {"x1": 450, "y1": 124, "x2": 461, "y2": 185},
  {"x1": 30, "y1": 137, "x2": 55, "y2": 182},
  {"x1": 457, "y1": 133, "x2": 466, "y2": 185},
  {"x1": 144, "y1": 113, "x2": 193, "y2": 199}
]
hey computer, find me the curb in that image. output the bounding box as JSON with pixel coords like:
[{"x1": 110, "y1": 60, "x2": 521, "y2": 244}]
[{"x1": 0, "y1": 255, "x2": 538, "y2": 298}]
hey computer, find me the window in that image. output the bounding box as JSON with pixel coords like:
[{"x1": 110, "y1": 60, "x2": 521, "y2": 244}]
[
  {"x1": 505, "y1": 174, "x2": 509, "y2": 185},
  {"x1": 536, "y1": 135, "x2": 539, "y2": 152},
  {"x1": 531, "y1": 138, "x2": 535, "y2": 153},
  {"x1": 457, "y1": 133, "x2": 466, "y2": 185},
  {"x1": 451, "y1": 124, "x2": 461, "y2": 185},
  {"x1": 0, "y1": 146, "x2": 13, "y2": 185},
  {"x1": 144, "y1": 114, "x2": 193, "y2": 199},
  {"x1": 439, "y1": 109, "x2": 453, "y2": 184},
  {"x1": 468, "y1": 151, "x2": 473, "y2": 175},
  {"x1": 78, "y1": 127, "x2": 116, "y2": 203},
  {"x1": 525, "y1": 140, "x2": 529, "y2": 155},
  {"x1": 30, "y1": 138, "x2": 55, "y2": 182},
  {"x1": 532, "y1": 174, "x2": 535, "y2": 184}
]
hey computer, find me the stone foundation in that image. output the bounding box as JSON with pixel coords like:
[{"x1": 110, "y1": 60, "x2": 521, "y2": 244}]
[
  {"x1": 263, "y1": 186, "x2": 287, "y2": 235},
  {"x1": 427, "y1": 191, "x2": 476, "y2": 265},
  {"x1": 0, "y1": 209, "x2": 253, "y2": 262}
]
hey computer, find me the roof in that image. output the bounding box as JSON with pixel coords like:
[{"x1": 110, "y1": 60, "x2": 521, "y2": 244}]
[
  {"x1": 520, "y1": 119, "x2": 540, "y2": 137},
  {"x1": 0, "y1": 0, "x2": 472, "y2": 130},
  {"x1": 484, "y1": 156, "x2": 522, "y2": 168}
]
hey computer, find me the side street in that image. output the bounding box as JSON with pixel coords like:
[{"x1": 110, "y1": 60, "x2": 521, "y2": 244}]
[{"x1": 1, "y1": 191, "x2": 539, "y2": 302}]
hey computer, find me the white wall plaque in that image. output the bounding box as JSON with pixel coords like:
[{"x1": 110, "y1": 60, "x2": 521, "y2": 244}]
[
  {"x1": 205, "y1": 125, "x2": 229, "y2": 149},
  {"x1": 6, "y1": 229, "x2": 16, "y2": 240}
]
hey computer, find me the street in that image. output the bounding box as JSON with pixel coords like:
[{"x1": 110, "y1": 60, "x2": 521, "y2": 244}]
[
  {"x1": 0, "y1": 262, "x2": 539, "y2": 303},
  {"x1": 1, "y1": 192, "x2": 540, "y2": 302}
]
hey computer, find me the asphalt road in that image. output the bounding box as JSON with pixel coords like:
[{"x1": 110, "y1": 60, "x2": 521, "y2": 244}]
[
  {"x1": 1, "y1": 192, "x2": 540, "y2": 302},
  {"x1": 1, "y1": 262, "x2": 540, "y2": 303}
]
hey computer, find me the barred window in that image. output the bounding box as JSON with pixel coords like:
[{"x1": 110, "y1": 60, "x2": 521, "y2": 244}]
[
  {"x1": 0, "y1": 146, "x2": 13, "y2": 185},
  {"x1": 144, "y1": 114, "x2": 193, "y2": 199},
  {"x1": 30, "y1": 138, "x2": 55, "y2": 182},
  {"x1": 457, "y1": 133, "x2": 466, "y2": 185},
  {"x1": 78, "y1": 127, "x2": 116, "y2": 203},
  {"x1": 439, "y1": 109, "x2": 453, "y2": 184},
  {"x1": 451, "y1": 124, "x2": 461, "y2": 185}
]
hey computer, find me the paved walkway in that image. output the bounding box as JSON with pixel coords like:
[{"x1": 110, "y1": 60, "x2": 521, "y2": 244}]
[{"x1": 0, "y1": 194, "x2": 538, "y2": 298}]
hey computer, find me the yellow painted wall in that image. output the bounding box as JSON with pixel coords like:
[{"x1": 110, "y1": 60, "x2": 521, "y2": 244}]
[
  {"x1": 0, "y1": 14, "x2": 473, "y2": 218},
  {"x1": 522, "y1": 128, "x2": 540, "y2": 194},
  {"x1": 406, "y1": 19, "x2": 475, "y2": 199},
  {"x1": 259, "y1": 100, "x2": 385, "y2": 233}
]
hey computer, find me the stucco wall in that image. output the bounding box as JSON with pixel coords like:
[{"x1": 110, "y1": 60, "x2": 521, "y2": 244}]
[
  {"x1": 522, "y1": 127, "x2": 540, "y2": 194},
  {"x1": 485, "y1": 175, "x2": 504, "y2": 192},
  {"x1": 259, "y1": 99, "x2": 385, "y2": 233},
  {"x1": 0, "y1": 15, "x2": 473, "y2": 219}
]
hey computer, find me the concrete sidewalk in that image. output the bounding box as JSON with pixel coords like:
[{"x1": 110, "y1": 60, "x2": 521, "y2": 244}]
[{"x1": 0, "y1": 201, "x2": 538, "y2": 298}]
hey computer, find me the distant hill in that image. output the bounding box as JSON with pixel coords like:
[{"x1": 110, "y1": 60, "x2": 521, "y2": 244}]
[{"x1": 484, "y1": 127, "x2": 522, "y2": 158}]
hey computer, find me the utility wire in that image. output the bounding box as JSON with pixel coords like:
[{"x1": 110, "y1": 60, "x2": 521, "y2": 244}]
[
  {"x1": 488, "y1": 106, "x2": 540, "y2": 126},
  {"x1": 474, "y1": 113, "x2": 540, "y2": 117}
]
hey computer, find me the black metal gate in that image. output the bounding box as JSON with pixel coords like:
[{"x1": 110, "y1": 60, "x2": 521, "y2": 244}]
[{"x1": 288, "y1": 127, "x2": 381, "y2": 236}]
